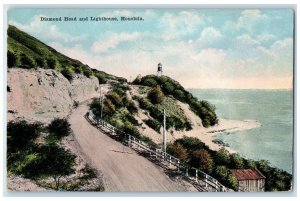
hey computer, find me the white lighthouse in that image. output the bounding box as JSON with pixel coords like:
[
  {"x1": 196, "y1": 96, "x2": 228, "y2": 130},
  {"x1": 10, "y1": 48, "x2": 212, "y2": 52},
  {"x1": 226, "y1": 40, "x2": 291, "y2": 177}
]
[{"x1": 157, "y1": 62, "x2": 163, "y2": 77}]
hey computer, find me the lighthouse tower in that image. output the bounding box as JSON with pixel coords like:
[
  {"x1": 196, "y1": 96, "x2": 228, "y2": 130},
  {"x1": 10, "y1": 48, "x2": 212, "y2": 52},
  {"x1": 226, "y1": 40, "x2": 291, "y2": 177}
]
[{"x1": 157, "y1": 62, "x2": 163, "y2": 77}]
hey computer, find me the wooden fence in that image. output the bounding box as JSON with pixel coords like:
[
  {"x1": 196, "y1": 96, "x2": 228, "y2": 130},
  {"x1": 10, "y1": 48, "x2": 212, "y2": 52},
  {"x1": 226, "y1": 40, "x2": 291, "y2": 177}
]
[{"x1": 86, "y1": 110, "x2": 233, "y2": 192}]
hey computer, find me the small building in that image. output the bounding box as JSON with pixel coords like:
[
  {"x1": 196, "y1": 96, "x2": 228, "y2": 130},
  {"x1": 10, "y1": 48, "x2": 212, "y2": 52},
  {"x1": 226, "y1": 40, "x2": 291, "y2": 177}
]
[{"x1": 232, "y1": 169, "x2": 266, "y2": 192}]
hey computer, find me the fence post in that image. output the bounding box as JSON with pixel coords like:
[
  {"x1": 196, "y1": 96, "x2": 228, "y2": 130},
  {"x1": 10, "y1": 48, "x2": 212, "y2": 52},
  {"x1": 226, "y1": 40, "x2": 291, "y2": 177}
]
[
  {"x1": 205, "y1": 174, "x2": 208, "y2": 188},
  {"x1": 169, "y1": 155, "x2": 171, "y2": 167},
  {"x1": 195, "y1": 169, "x2": 198, "y2": 182},
  {"x1": 186, "y1": 168, "x2": 188, "y2": 177},
  {"x1": 128, "y1": 135, "x2": 131, "y2": 147},
  {"x1": 177, "y1": 161, "x2": 180, "y2": 173},
  {"x1": 215, "y1": 180, "x2": 218, "y2": 192}
]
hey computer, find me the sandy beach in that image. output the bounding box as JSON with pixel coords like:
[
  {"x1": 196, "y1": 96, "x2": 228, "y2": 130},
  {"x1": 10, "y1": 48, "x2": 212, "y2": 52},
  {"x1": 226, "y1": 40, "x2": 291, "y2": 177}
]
[{"x1": 135, "y1": 98, "x2": 261, "y2": 154}]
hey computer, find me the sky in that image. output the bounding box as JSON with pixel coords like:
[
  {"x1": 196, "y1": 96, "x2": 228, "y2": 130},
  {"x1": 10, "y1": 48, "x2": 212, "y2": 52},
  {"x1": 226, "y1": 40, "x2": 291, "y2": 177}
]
[{"x1": 8, "y1": 8, "x2": 294, "y2": 89}]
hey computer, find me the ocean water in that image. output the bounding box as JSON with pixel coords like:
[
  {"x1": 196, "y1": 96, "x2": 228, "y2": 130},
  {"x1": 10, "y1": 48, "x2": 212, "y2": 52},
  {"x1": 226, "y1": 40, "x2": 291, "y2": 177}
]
[{"x1": 189, "y1": 89, "x2": 293, "y2": 174}]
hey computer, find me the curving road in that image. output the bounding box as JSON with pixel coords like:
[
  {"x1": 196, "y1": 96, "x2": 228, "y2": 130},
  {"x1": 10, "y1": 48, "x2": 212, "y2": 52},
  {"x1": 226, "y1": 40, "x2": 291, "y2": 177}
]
[{"x1": 69, "y1": 101, "x2": 191, "y2": 192}]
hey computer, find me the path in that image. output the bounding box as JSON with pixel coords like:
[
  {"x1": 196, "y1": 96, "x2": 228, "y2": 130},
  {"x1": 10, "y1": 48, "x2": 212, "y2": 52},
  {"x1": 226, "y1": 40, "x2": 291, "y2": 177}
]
[{"x1": 69, "y1": 102, "x2": 194, "y2": 192}]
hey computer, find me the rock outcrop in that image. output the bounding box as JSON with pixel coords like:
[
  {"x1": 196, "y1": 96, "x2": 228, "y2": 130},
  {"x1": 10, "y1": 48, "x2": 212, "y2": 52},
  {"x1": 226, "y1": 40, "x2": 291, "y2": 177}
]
[{"x1": 7, "y1": 68, "x2": 100, "y2": 123}]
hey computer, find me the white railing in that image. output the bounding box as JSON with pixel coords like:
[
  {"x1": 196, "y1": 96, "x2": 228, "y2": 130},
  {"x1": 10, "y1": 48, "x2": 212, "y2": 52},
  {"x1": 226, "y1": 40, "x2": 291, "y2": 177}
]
[{"x1": 86, "y1": 110, "x2": 231, "y2": 192}]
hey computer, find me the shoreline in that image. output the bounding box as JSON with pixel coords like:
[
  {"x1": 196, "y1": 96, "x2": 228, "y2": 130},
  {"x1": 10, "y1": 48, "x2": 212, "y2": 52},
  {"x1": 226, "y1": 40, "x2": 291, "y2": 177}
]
[{"x1": 203, "y1": 118, "x2": 261, "y2": 153}]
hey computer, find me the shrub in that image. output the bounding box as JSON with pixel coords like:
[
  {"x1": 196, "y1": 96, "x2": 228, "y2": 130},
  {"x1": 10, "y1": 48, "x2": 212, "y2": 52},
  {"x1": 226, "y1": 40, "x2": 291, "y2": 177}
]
[
  {"x1": 80, "y1": 165, "x2": 98, "y2": 180},
  {"x1": 7, "y1": 50, "x2": 18, "y2": 67},
  {"x1": 190, "y1": 149, "x2": 214, "y2": 173},
  {"x1": 20, "y1": 53, "x2": 35, "y2": 68},
  {"x1": 106, "y1": 92, "x2": 122, "y2": 108},
  {"x1": 123, "y1": 122, "x2": 140, "y2": 138},
  {"x1": 61, "y1": 67, "x2": 75, "y2": 81},
  {"x1": 7, "y1": 120, "x2": 42, "y2": 154},
  {"x1": 214, "y1": 147, "x2": 230, "y2": 166},
  {"x1": 94, "y1": 72, "x2": 107, "y2": 84},
  {"x1": 167, "y1": 142, "x2": 189, "y2": 162},
  {"x1": 229, "y1": 153, "x2": 244, "y2": 169},
  {"x1": 147, "y1": 86, "x2": 164, "y2": 104},
  {"x1": 161, "y1": 81, "x2": 175, "y2": 94},
  {"x1": 126, "y1": 100, "x2": 138, "y2": 114},
  {"x1": 83, "y1": 67, "x2": 93, "y2": 77},
  {"x1": 144, "y1": 118, "x2": 161, "y2": 133},
  {"x1": 103, "y1": 99, "x2": 116, "y2": 115},
  {"x1": 47, "y1": 118, "x2": 71, "y2": 141},
  {"x1": 35, "y1": 57, "x2": 46, "y2": 68},
  {"x1": 143, "y1": 77, "x2": 158, "y2": 87},
  {"x1": 227, "y1": 173, "x2": 238, "y2": 191},
  {"x1": 174, "y1": 136, "x2": 209, "y2": 154},
  {"x1": 173, "y1": 89, "x2": 186, "y2": 101},
  {"x1": 47, "y1": 57, "x2": 58, "y2": 69}
]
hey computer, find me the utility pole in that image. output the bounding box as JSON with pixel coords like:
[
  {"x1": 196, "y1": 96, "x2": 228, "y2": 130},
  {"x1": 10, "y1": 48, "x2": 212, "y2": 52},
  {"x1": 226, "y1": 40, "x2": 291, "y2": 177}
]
[
  {"x1": 99, "y1": 87, "x2": 104, "y2": 120},
  {"x1": 162, "y1": 109, "x2": 166, "y2": 153}
]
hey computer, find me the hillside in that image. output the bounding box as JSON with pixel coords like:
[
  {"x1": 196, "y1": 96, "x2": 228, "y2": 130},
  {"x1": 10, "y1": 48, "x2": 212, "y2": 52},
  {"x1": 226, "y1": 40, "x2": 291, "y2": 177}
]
[{"x1": 7, "y1": 25, "x2": 125, "y2": 84}]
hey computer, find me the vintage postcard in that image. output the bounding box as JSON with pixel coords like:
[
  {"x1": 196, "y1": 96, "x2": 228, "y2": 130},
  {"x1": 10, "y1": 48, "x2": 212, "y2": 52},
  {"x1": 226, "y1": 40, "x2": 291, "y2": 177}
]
[{"x1": 6, "y1": 7, "x2": 294, "y2": 193}]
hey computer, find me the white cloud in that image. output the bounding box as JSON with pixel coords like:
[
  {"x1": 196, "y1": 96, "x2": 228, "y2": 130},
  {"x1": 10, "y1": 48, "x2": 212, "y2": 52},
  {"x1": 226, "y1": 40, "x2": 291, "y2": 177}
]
[
  {"x1": 9, "y1": 15, "x2": 85, "y2": 43},
  {"x1": 235, "y1": 34, "x2": 260, "y2": 46},
  {"x1": 256, "y1": 34, "x2": 277, "y2": 43},
  {"x1": 91, "y1": 32, "x2": 140, "y2": 53},
  {"x1": 236, "y1": 9, "x2": 269, "y2": 32},
  {"x1": 197, "y1": 27, "x2": 224, "y2": 48},
  {"x1": 160, "y1": 11, "x2": 206, "y2": 40}
]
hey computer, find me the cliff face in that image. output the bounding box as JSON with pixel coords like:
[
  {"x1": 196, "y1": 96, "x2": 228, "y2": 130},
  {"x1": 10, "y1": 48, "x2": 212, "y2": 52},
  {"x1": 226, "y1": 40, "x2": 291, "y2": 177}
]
[{"x1": 7, "y1": 68, "x2": 100, "y2": 123}]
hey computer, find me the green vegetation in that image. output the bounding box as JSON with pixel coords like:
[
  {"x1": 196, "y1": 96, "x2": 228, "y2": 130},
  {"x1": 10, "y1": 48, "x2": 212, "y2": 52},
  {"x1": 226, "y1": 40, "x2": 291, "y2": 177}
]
[
  {"x1": 7, "y1": 25, "x2": 124, "y2": 83},
  {"x1": 190, "y1": 149, "x2": 214, "y2": 174},
  {"x1": 133, "y1": 75, "x2": 218, "y2": 127},
  {"x1": 46, "y1": 118, "x2": 72, "y2": 142},
  {"x1": 89, "y1": 84, "x2": 157, "y2": 149},
  {"x1": 147, "y1": 86, "x2": 164, "y2": 104},
  {"x1": 7, "y1": 119, "x2": 101, "y2": 191},
  {"x1": 134, "y1": 95, "x2": 192, "y2": 132},
  {"x1": 143, "y1": 118, "x2": 161, "y2": 133},
  {"x1": 167, "y1": 136, "x2": 292, "y2": 191}
]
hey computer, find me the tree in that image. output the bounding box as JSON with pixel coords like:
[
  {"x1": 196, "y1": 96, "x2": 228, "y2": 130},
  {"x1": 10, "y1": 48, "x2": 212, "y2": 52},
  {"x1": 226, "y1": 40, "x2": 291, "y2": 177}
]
[
  {"x1": 230, "y1": 153, "x2": 244, "y2": 169},
  {"x1": 47, "y1": 118, "x2": 71, "y2": 141},
  {"x1": 7, "y1": 50, "x2": 18, "y2": 67},
  {"x1": 214, "y1": 147, "x2": 230, "y2": 166},
  {"x1": 38, "y1": 144, "x2": 76, "y2": 190},
  {"x1": 167, "y1": 142, "x2": 189, "y2": 162},
  {"x1": 147, "y1": 86, "x2": 164, "y2": 104},
  {"x1": 190, "y1": 149, "x2": 214, "y2": 173},
  {"x1": 7, "y1": 120, "x2": 42, "y2": 154},
  {"x1": 227, "y1": 173, "x2": 238, "y2": 191}
]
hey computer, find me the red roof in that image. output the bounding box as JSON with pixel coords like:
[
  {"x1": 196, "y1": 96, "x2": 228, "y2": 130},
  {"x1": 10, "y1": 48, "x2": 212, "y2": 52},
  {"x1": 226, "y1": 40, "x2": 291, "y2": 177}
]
[{"x1": 232, "y1": 169, "x2": 266, "y2": 181}]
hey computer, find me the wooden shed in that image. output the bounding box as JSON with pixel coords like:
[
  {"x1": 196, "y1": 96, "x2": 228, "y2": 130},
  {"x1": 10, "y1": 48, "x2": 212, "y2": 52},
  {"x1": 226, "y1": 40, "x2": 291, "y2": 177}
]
[{"x1": 232, "y1": 169, "x2": 266, "y2": 192}]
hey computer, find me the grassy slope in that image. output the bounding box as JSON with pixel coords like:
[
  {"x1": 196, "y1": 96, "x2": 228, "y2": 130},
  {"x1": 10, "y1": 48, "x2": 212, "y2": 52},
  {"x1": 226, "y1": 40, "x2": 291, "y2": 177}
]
[{"x1": 7, "y1": 25, "x2": 125, "y2": 83}]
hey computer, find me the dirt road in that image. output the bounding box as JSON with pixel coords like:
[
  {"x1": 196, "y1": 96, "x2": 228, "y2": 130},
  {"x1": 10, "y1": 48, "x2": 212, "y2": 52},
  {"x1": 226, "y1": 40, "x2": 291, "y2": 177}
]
[{"x1": 69, "y1": 102, "x2": 191, "y2": 192}]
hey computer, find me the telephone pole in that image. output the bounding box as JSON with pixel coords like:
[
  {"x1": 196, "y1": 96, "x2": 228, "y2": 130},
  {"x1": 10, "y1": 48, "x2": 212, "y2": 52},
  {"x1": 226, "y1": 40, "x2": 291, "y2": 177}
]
[
  {"x1": 162, "y1": 109, "x2": 166, "y2": 153},
  {"x1": 99, "y1": 87, "x2": 104, "y2": 120}
]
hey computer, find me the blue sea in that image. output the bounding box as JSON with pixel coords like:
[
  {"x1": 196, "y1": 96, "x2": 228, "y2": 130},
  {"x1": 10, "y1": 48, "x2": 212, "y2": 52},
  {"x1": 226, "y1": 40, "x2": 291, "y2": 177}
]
[{"x1": 189, "y1": 89, "x2": 293, "y2": 174}]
